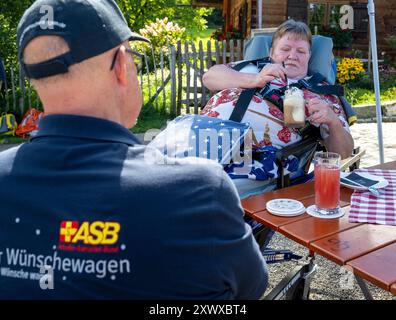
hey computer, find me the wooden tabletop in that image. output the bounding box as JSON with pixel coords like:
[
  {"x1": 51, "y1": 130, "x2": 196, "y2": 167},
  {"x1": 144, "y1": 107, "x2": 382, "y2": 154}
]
[
  {"x1": 242, "y1": 160, "x2": 396, "y2": 295},
  {"x1": 347, "y1": 242, "x2": 396, "y2": 291},
  {"x1": 391, "y1": 283, "x2": 396, "y2": 295}
]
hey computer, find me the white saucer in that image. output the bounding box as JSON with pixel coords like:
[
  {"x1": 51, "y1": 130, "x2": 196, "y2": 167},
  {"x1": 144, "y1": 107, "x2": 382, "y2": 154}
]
[
  {"x1": 340, "y1": 171, "x2": 388, "y2": 191},
  {"x1": 267, "y1": 207, "x2": 306, "y2": 217},
  {"x1": 306, "y1": 205, "x2": 345, "y2": 219},
  {"x1": 266, "y1": 199, "x2": 305, "y2": 217}
]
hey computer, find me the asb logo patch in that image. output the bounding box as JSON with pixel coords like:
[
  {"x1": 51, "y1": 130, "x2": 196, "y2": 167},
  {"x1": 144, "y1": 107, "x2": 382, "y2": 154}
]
[{"x1": 59, "y1": 221, "x2": 121, "y2": 245}]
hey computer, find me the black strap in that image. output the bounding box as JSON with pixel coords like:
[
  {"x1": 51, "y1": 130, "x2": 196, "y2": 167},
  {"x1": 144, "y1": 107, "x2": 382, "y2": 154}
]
[
  {"x1": 290, "y1": 73, "x2": 344, "y2": 96},
  {"x1": 228, "y1": 57, "x2": 271, "y2": 122},
  {"x1": 229, "y1": 88, "x2": 257, "y2": 122},
  {"x1": 23, "y1": 52, "x2": 75, "y2": 79},
  {"x1": 232, "y1": 57, "x2": 271, "y2": 72}
]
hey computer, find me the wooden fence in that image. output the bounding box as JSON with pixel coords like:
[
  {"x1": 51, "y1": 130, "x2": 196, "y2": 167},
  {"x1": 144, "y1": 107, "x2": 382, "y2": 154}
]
[
  {"x1": 140, "y1": 39, "x2": 245, "y2": 116},
  {"x1": 0, "y1": 39, "x2": 245, "y2": 117}
]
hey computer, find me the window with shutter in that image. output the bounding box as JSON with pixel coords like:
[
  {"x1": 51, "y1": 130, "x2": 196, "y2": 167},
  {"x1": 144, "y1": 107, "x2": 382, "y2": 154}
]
[{"x1": 351, "y1": 2, "x2": 368, "y2": 41}]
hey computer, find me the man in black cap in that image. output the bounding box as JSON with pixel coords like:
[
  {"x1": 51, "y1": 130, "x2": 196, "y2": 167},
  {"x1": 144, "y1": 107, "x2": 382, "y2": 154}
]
[{"x1": 0, "y1": 0, "x2": 268, "y2": 299}]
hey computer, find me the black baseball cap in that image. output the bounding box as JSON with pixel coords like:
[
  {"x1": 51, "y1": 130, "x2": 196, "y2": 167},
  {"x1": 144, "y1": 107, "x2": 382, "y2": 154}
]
[{"x1": 17, "y1": 0, "x2": 149, "y2": 79}]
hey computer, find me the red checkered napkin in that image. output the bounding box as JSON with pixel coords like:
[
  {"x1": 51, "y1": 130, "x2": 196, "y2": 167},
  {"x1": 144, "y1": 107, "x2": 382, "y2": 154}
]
[{"x1": 349, "y1": 169, "x2": 396, "y2": 225}]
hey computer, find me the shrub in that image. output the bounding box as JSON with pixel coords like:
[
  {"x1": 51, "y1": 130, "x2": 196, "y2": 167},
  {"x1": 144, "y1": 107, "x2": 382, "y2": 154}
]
[
  {"x1": 133, "y1": 17, "x2": 187, "y2": 72},
  {"x1": 139, "y1": 17, "x2": 186, "y2": 49}
]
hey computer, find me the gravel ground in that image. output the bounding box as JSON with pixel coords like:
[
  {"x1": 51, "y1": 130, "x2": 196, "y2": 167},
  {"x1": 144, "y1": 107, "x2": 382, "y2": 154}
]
[
  {"x1": 349, "y1": 122, "x2": 396, "y2": 168},
  {"x1": 263, "y1": 232, "x2": 396, "y2": 300}
]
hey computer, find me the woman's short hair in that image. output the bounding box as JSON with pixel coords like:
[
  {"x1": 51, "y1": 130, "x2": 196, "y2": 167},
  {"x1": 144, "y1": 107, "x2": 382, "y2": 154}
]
[{"x1": 272, "y1": 19, "x2": 312, "y2": 49}]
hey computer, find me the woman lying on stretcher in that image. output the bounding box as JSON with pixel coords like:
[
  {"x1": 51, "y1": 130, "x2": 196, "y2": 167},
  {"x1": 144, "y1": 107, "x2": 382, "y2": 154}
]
[{"x1": 202, "y1": 19, "x2": 354, "y2": 162}]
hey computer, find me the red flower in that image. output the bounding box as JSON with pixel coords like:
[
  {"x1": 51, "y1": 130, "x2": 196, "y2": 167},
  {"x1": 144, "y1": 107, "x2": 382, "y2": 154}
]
[{"x1": 277, "y1": 127, "x2": 291, "y2": 143}]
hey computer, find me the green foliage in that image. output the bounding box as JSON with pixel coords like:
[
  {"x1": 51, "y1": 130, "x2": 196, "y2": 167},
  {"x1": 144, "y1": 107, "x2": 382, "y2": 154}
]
[
  {"x1": 116, "y1": 0, "x2": 211, "y2": 37},
  {"x1": 385, "y1": 34, "x2": 396, "y2": 50},
  {"x1": 345, "y1": 86, "x2": 396, "y2": 106},
  {"x1": 319, "y1": 25, "x2": 353, "y2": 49},
  {"x1": 0, "y1": 0, "x2": 34, "y2": 67},
  {"x1": 132, "y1": 106, "x2": 171, "y2": 133},
  {"x1": 0, "y1": 0, "x2": 36, "y2": 111},
  {"x1": 206, "y1": 8, "x2": 223, "y2": 29}
]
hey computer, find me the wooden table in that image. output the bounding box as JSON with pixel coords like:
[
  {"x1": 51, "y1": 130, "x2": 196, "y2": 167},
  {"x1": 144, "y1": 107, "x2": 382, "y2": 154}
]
[{"x1": 241, "y1": 160, "x2": 396, "y2": 298}]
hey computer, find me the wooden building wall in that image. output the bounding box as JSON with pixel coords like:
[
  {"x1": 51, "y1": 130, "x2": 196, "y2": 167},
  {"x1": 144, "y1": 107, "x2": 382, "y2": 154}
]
[
  {"x1": 223, "y1": 0, "x2": 396, "y2": 57},
  {"x1": 262, "y1": 0, "x2": 288, "y2": 27}
]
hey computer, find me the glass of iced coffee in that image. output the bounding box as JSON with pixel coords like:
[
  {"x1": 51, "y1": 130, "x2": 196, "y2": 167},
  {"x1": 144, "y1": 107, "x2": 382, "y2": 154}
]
[{"x1": 283, "y1": 87, "x2": 305, "y2": 128}]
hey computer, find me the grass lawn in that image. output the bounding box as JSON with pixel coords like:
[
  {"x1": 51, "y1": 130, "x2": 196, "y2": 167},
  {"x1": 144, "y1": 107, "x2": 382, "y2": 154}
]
[
  {"x1": 0, "y1": 136, "x2": 27, "y2": 145},
  {"x1": 132, "y1": 107, "x2": 172, "y2": 134},
  {"x1": 189, "y1": 28, "x2": 215, "y2": 48}
]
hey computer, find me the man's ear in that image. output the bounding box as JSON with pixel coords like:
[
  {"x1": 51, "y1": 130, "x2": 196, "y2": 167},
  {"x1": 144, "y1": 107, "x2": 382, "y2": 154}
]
[{"x1": 114, "y1": 45, "x2": 128, "y2": 86}]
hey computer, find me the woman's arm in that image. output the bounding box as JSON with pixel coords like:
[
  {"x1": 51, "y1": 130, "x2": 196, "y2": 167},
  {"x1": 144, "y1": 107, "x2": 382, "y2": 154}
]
[
  {"x1": 202, "y1": 63, "x2": 286, "y2": 92},
  {"x1": 323, "y1": 120, "x2": 354, "y2": 159},
  {"x1": 306, "y1": 97, "x2": 354, "y2": 159}
]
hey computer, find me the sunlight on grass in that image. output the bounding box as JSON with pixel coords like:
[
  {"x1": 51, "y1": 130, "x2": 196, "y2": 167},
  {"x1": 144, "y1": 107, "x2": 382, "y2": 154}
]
[{"x1": 189, "y1": 28, "x2": 215, "y2": 48}]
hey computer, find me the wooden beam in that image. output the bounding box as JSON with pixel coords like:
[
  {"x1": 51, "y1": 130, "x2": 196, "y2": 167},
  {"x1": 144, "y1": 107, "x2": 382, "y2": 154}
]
[{"x1": 191, "y1": 0, "x2": 223, "y2": 8}]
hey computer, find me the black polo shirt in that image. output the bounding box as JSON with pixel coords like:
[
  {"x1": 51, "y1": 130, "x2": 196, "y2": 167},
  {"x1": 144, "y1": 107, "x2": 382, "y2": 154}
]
[{"x1": 0, "y1": 114, "x2": 267, "y2": 299}]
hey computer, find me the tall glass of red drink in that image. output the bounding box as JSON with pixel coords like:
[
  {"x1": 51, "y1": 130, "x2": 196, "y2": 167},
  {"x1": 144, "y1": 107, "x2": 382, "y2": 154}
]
[{"x1": 314, "y1": 152, "x2": 341, "y2": 215}]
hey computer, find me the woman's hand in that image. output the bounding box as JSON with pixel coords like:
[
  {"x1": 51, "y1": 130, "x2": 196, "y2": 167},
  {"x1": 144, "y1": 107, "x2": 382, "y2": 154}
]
[
  {"x1": 306, "y1": 97, "x2": 339, "y2": 126},
  {"x1": 253, "y1": 63, "x2": 286, "y2": 87},
  {"x1": 306, "y1": 97, "x2": 354, "y2": 159}
]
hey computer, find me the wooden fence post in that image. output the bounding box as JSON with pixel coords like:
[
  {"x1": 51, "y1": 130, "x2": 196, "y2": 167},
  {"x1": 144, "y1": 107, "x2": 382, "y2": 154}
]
[
  {"x1": 222, "y1": 40, "x2": 227, "y2": 64},
  {"x1": 230, "y1": 39, "x2": 234, "y2": 63},
  {"x1": 177, "y1": 40, "x2": 183, "y2": 116},
  {"x1": 184, "y1": 41, "x2": 190, "y2": 114},
  {"x1": 169, "y1": 45, "x2": 177, "y2": 116},
  {"x1": 160, "y1": 50, "x2": 166, "y2": 111},
  {"x1": 150, "y1": 46, "x2": 159, "y2": 111},
  {"x1": 143, "y1": 53, "x2": 152, "y2": 107},
  {"x1": 190, "y1": 41, "x2": 199, "y2": 114},
  {"x1": 206, "y1": 40, "x2": 213, "y2": 70},
  {"x1": 215, "y1": 40, "x2": 220, "y2": 65},
  {"x1": 237, "y1": 39, "x2": 242, "y2": 61},
  {"x1": 199, "y1": 40, "x2": 206, "y2": 108}
]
